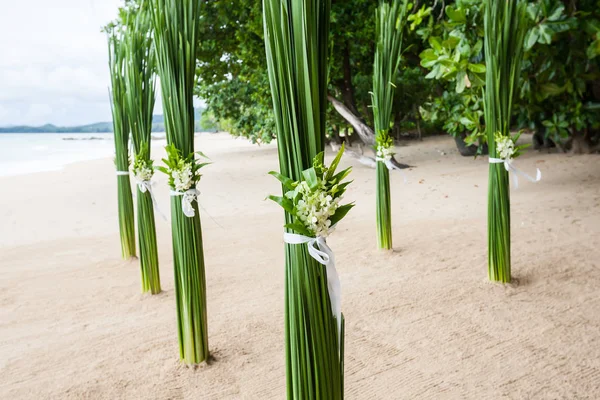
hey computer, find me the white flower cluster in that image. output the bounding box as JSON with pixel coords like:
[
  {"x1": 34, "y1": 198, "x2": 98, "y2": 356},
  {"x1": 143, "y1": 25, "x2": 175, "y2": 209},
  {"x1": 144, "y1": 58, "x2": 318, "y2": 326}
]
[
  {"x1": 171, "y1": 163, "x2": 199, "y2": 192},
  {"x1": 496, "y1": 135, "x2": 515, "y2": 160},
  {"x1": 133, "y1": 162, "x2": 153, "y2": 183},
  {"x1": 376, "y1": 145, "x2": 395, "y2": 160},
  {"x1": 296, "y1": 180, "x2": 341, "y2": 238}
]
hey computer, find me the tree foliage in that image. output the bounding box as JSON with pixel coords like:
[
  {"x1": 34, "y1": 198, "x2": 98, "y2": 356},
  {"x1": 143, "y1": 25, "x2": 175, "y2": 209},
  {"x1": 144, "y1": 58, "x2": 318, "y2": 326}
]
[
  {"x1": 193, "y1": 0, "x2": 599, "y2": 151},
  {"x1": 416, "y1": 0, "x2": 600, "y2": 151}
]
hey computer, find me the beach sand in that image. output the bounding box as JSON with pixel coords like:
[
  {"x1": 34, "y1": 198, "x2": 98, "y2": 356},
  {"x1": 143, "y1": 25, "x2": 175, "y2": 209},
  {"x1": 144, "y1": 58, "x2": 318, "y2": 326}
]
[{"x1": 1, "y1": 133, "x2": 599, "y2": 399}]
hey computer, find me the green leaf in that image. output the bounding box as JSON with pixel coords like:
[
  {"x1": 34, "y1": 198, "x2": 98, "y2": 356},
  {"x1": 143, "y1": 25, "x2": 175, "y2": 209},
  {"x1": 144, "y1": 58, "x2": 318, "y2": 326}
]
[
  {"x1": 302, "y1": 167, "x2": 319, "y2": 190},
  {"x1": 511, "y1": 130, "x2": 522, "y2": 143},
  {"x1": 429, "y1": 36, "x2": 442, "y2": 52},
  {"x1": 269, "y1": 171, "x2": 296, "y2": 190},
  {"x1": 459, "y1": 116, "x2": 475, "y2": 128},
  {"x1": 538, "y1": 24, "x2": 553, "y2": 44},
  {"x1": 267, "y1": 195, "x2": 294, "y2": 214},
  {"x1": 455, "y1": 71, "x2": 466, "y2": 93},
  {"x1": 195, "y1": 162, "x2": 212, "y2": 170},
  {"x1": 468, "y1": 71, "x2": 485, "y2": 87},
  {"x1": 539, "y1": 83, "x2": 565, "y2": 98},
  {"x1": 325, "y1": 143, "x2": 345, "y2": 180},
  {"x1": 329, "y1": 203, "x2": 355, "y2": 227},
  {"x1": 445, "y1": 6, "x2": 466, "y2": 23},
  {"x1": 547, "y1": 4, "x2": 565, "y2": 21},
  {"x1": 587, "y1": 39, "x2": 600, "y2": 59},
  {"x1": 524, "y1": 28, "x2": 540, "y2": 50},
  {"x1": 284, "y1": 223, "x2": 312, "y2": 237},
  {"x1": 419, "y1": 48, "x2": 437, "y2": 61},
  {"x1": 331, "y1": 166, "x2": 352, "y2": 184},
  {"x1": 467, "y1": 63, "x2": 486, "y2": 73},
  {"x1": 331, "y1": 180, "x2": 353, "y2": 197},
  {"x1": 195, "y1": 150, "x2": 210, "y2": 159},
  {"x1": 472, "y1": 40, "x2": 483, "y2": 55},
  {"x1": 444, "y1": 36, "x2": 460, "y2": 50}
]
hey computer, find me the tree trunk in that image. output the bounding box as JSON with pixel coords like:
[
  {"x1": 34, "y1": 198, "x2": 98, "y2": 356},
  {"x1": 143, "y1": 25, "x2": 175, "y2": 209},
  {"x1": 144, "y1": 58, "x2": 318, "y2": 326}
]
[
  {"x1": 341, "y1": 42, "x2": 360, "y2": 117},
  {"x1": 328, "y1": 95, "x2": 375, "y2": 145}
]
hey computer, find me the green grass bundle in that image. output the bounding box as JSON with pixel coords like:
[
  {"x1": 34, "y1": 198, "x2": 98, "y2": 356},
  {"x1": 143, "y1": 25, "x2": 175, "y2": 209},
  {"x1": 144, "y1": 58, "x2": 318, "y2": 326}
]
[
  {"x1": 124, "y1": 4, "x2": 160, "y2": 294},
  {"x1": 151, "y1": 0, "x2": 209, "y2": 364},
  {"x1": 107, "y1": 24, "x2": 136, "y2": 260},
  {"x1": 371, "y1": 0, "x2": 409, "y2": 250},
  {"x1": 484, "y1": 0, "x2": 528, "y2": 282},
  {"x1": 263, "y1": 0, "x2": 349, "y2": 397}
]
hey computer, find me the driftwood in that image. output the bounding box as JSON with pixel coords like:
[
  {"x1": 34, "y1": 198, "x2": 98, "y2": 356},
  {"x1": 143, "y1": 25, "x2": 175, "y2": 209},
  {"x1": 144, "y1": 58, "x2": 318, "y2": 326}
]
[
  {"x1": 330, "y1": 142, "x2": 412, "y2": 169},
  {"x1": 328, "y1": 95, "x2": 375, "y2": 146}
]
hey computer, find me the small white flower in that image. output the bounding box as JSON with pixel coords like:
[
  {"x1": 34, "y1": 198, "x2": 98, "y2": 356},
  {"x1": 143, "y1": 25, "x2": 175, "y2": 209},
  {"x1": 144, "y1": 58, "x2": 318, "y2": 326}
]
[
  {"x1": 133, "y1": 160, "x2": 154, "y2": 183},
  {"x1": 172, "y1": 162, "x2": 195, "y2": 192},
  {"x1": 376, "y1": 145, "x2": 395, "y2": 160},
  {"x1": 496, "y1": 136, "x2": 515, "y2": 160},
  {"x1": 293, "y1": 177, "x2": 342, "y2": 238}
]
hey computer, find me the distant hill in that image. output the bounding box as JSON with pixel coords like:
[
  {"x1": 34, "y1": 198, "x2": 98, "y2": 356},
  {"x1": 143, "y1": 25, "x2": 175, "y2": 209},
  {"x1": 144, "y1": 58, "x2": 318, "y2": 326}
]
[{"x1": 0, "y1": 108, "x2": 212, "y2": 134}]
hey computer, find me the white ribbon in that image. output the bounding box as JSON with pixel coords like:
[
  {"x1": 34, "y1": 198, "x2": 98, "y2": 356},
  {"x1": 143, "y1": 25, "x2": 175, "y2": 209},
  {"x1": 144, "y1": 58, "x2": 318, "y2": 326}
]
[
  {"x1": 137, "y1": 180, "x2": 168, "y2": 221},
  {"x1": 489, "y1": 157, "x2": 541, "y2": 189},
  {"x1": 170, "y1": 189, "x2": 199, "y2": 218},
  {"x1": 283, "y1": 232, "x2": 342, "y2": 349},
  {"x1": 376, "y1": 157, "x2": 408, "y2": 183},
  {"x1": 116, "y1": 171, "x2": 130, "y2": 176}
]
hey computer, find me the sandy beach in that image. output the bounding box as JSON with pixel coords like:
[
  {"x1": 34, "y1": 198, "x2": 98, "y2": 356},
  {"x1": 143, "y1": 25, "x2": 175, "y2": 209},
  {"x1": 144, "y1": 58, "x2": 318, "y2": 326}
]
[{"x1": 1, "y1": 132, "x2": 599, "y2": 399}]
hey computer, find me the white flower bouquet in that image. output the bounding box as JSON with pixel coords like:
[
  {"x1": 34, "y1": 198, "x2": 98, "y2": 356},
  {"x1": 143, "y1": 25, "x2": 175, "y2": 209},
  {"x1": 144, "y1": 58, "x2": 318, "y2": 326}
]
[
  {"x1": 158, "y1": 144, "x2": 210, "y2": 217},
  {"x1": 267, "y1": 145, "x2": 353, "y2": 398},
  {"x1": 268, "y1": 146, "x2": 354, "y2": 239}
]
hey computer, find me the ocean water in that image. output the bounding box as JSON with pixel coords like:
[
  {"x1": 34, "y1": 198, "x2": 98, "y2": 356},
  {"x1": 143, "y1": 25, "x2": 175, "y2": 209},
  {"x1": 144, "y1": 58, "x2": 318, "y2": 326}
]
[{"x1": 0, "y1": 133, "x2": 165, "y2": 177}]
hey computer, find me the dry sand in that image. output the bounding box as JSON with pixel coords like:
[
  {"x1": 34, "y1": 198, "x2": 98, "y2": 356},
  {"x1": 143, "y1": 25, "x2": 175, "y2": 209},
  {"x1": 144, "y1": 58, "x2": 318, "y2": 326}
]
[{"x1": 1, "y1": 133, "x2": 600, "y2": 399}]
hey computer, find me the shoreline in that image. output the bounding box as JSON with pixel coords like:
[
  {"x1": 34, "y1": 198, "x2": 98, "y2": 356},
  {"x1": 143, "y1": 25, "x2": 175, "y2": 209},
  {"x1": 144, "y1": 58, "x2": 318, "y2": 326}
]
[{"x1": 0, "y1": 132, "x2": 218, "y2": 178}]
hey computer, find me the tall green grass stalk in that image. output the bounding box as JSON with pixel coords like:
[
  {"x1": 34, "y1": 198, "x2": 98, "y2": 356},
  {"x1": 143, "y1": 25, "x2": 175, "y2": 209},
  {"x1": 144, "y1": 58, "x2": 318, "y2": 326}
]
[
  {"x1": 372, "y1": 0, "x2": 408, "y2": 250},
  {"x1": 107, "y1": 26, "x2": 136, "y2": 260},
  {"x1": 263, "y1": 0, "x2": 344, "y2": 398},
  {"x1": 152, "y1": 0, "x2": 208, "y2": 363},
  {"x1": 124, "y1": 4, "x2": 161, "y2": 294},
  {"x1": 484, "y1": 0, "x2": 527, "y2": 283}
]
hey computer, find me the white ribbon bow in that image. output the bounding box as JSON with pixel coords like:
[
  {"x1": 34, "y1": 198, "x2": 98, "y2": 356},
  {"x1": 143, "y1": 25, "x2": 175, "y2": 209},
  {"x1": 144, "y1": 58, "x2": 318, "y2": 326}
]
[
  {"x1": 489, "y1": 157, "x2": 541, "y2": 189},
  {"x1": 170, "y1": 189, "x2": 199, "y2": 218},
  {"x1": 376, "y1": 157, "x2": 408, "y2": 183},
  {"x1": 137, "y1": 180, "x2": 168, "y2": 221},
  {"x1": 116, "y1": 171, "x2": 130, "y2": 176},
  {"x1": 283, "y1": 232, "x2": 342, "y2": 349}
]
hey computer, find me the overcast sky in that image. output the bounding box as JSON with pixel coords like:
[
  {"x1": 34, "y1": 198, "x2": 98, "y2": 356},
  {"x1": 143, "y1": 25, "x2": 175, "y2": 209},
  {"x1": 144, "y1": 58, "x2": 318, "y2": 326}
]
[{"x1": 0, "y1": 0, "x2": 166, "y2": 127}]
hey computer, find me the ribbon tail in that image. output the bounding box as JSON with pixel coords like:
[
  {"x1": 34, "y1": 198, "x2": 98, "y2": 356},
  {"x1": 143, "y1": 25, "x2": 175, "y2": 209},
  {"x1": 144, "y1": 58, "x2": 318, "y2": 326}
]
[
  {"x1": 511, "y1": 164, "x2": 541, "y2": 187},
  {"x1": 508, "y1": 164, "x2": 520, "y2": 189},
  {"x1": 283, "y1": 234, "x2": 344, "y2": 353},
  {"x1": 327, "y1": 261, "x2": 342, "y2": 352},
  {"x1": 317, "y1": 240, "x2": 342, "y2": 353},
  {"x1": 182, "y1": 198, "x2": 196, "y2": 218},
  {"x1": 148, "y1": 187, "x2": 168, "y2": 222},
  {"x1": 384, "y1": 159, "x2": 408, "y2": 184}
]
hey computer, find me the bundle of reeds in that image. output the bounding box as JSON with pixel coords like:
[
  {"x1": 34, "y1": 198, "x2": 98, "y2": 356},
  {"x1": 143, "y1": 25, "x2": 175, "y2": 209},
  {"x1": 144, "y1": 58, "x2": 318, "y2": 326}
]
[
  {"x1": 372, "y1": 0, "x2": 408, "y2": 250},
  {"x1": 263, "y1": 0, "x2": 348, "y2": 397},
  {"x1": 484, "y1": 0, "x2": 528, "y2": 282},
  {"x1": 107, "y1": 24, "x2": 136, "y2": 260},
  {"x1": 124, "y1": 3, "x2": 160, "y2": 294},
  {"x1": 152, "y1": 0, "x2": 209, "y2": 364}
]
